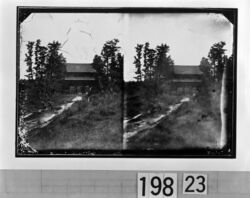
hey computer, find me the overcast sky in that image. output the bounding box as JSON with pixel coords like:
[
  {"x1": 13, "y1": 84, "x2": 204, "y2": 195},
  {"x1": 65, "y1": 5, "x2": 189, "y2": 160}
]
[{"x1": 20, "y1": 13, "x2": 233, "y2": 81}]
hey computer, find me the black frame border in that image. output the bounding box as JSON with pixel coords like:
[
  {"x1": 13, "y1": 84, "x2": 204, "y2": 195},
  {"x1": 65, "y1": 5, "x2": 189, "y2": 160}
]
[{"x1": 16, "y1": 7, "x2": 237, "y2": 158}]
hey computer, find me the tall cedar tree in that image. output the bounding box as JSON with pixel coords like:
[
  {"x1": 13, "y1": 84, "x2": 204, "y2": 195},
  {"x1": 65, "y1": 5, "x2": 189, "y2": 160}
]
[
  {"x1": 101, "y1": 39, "x2": 120, "y2": 78},
  {"x1": 34, "y1": 39, "x2": 48, "y2": 105},
  {"x1": 113, "y1": 52, "x2": 123, "y2": 88},
  {"x1": 25, "y1": 41, "x2": 35, "y2": 80},
  {"x1": 199, "y1": 57, "x2": 212, "y2": 81},
  {"x1": 134, "y1": 44, "x2": 143, "y2": 81},
  {"x1": 147, "y1": 48, "x2": 156, "y2": 80},
  {"x1": 155, "y1": 44, "x2": 174, "y2": 80},
  {"x1": 93, "y1": 39, "x2": 123, "y2": 90},
  {"x1": 24, "y1": 41, "x2": 38, "y2": 110},
  {"x1": 92, "y1": 55, "x2": 105, "y2": 90},
  {"x1": 198, "y1": 57, "x2": 212, "y2": 105},
  {"x1": 34, "y1": 39, "x2": 47, "y2": 80},
  {"x1": 46, "y1": 41, "x2": 66, "y2": 96},
  {"x1": 208, "y1": 41, "x2": 227, "y2": 81},
  {"x1": 142, "y1": 42, "x2": 150, "y2": 80}
]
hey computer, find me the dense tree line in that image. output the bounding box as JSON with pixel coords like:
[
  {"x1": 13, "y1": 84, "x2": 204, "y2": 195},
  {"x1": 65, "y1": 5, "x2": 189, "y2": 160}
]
[
  {"x1": 199, "y1": 41, "x2": 229, "y2": 82},
  {"x1": 133, "y1": 42, "x2": 174, "y2": 82},
  {"x1": 92, "y1": 39, "x2": 123, "y2": 91},
  {"x1": 198, "y1": 41, "x2": 233, "y2": 109},
  {"x1": 21, "y1": 39, "x2": 66, "y2": 112}
]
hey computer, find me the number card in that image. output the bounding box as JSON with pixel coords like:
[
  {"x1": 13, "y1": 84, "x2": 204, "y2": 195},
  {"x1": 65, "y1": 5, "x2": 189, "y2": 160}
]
[
  {"x1": 183, "y1": 173, "x2": 207, "y2": 195},
  {"x1": 138, "y1": 173, "x2": 177, "y2": 198}
]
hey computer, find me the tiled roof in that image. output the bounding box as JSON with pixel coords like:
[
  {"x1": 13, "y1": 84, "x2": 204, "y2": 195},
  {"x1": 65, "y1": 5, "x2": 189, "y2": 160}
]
[
  {"x1": 172, "y1": 79, "x2": 202, "y2": 83},
  {"x1": 173, "y1": 65, "x2": 202, "y2": 75},
  {"x1": 65, "y1": 76, "x2": 95, "y2": 81},
  {"x1": 65, "y1": 63, "x2": 96, "y2": 73}
]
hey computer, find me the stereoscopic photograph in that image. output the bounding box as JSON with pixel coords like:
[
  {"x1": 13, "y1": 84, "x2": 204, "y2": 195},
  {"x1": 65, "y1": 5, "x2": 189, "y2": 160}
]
[{"x1": 16, "y1": 8, "x2": 237, "y2": 157}]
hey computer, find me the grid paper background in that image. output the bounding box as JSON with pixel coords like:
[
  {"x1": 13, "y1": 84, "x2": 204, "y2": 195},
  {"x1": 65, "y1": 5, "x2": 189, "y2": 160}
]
[{"x1": 0, "y1": 170, "x2": 250, "y2": 198}]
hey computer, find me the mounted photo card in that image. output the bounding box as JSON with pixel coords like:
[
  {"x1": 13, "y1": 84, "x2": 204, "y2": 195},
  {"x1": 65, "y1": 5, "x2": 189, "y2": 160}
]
[{"x1": 16, "y1": 7, "x2": 237, "y2": 158}]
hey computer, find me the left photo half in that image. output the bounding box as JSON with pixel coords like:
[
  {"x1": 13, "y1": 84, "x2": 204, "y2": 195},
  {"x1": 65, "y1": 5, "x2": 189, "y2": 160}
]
[{"x1": 16, "y1": 8, "x2": 124, "y2": 156}]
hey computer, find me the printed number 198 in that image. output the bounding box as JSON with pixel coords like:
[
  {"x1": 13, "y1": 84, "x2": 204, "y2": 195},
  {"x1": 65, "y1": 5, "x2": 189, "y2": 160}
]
[{"x1": 138, "y1": 173, "x2": 177, "y2": 198}]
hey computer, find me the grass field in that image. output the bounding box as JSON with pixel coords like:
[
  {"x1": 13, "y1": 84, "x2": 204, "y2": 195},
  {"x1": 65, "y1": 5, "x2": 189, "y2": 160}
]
[
  {"x1": 27, "y1": 91, "x2": 123, "y2": 151},
  {"x1": 125, "y1": 81, "x2": 222, "y2": 150},
  {"x1": 126, "y1": 100, "x2": 221, "y2": 150},
  {"x1": 26, "y1": 80, "x2": 222, "y2": 152},
  {"x1": 124, "y1": 81, "x2": 184, "y2": 119}
]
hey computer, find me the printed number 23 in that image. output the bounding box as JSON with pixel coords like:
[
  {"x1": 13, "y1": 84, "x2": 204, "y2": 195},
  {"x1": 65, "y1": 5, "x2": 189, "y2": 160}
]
[{"x1": 183, "y1": 174, "x2": 207, "y2": 194}]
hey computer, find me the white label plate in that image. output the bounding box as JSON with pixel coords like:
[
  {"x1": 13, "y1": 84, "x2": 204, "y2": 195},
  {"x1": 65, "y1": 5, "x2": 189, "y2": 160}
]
[
  {"x1": 138, "y1": 173, "x2": 177, "y2": 198},
  {"x1": 183, "y1": 173, "x2": 207, "y2": 195}
]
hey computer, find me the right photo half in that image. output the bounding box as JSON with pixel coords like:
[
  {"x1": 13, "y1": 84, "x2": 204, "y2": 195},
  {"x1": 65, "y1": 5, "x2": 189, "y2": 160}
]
[{"x1": 123, "y1": 10, "x2": 237, "y2": 157}]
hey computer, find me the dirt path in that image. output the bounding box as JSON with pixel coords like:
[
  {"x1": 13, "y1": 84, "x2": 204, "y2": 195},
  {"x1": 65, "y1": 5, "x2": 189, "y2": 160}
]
[
  {"x1": 21, "y1": 95, "x2": 82, "y2": 134},
  {"x1": 123, "y1": 97, "x2": 190, "y2": 149}
]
